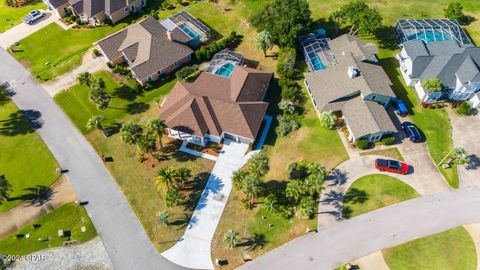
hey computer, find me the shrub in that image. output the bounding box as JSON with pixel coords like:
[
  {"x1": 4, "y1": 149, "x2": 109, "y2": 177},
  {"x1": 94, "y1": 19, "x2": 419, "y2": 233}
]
[
  {"x1": 356, "y1": 139, "x2": 370, "y2": 149},
  {"x1": 444, "y1": 2, "x2": 464, "y2": 22},
  {"x1": 280, "y1": 83, "x2": 301, "y2": 102},
  {"x1": 193, "y1": 32, "x2": 237, "y2": 61},
  {"x1": 277, "y1": 47, "x2": 296, "y2": 79},
  {"x1": 422, "y1": 77, "x2": 443, "y2": 92},
  {"x1": 319, "y1": 111, "x2": 336, "y2": 129},
  {"x1": 381, "y1": 136, "x2": 396, "y2": 145},
  {"x1": 176, "y1": 65, "x2": 200, "y2": 80},
  {"x1": 296, "y1": 197, "x2": 317, "y2": 220},
  {"x1": 275, "y1": 116, "x2": 300, "y2": 136},
  {"x1": 455, "y1": 102, "x2": 473, "y2": 116},
  {"x1": 106, "y1": 62, "x2": 113, "y2": 68},
  {"x1": 93, "y1": 48, "x2": 101, "y2": 57}
]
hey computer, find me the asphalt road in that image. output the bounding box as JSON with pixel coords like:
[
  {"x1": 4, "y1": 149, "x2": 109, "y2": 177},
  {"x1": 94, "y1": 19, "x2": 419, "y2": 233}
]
[
  {"x1": 0, "y1": 49, "x2": 185, "y2": 270},
  {"x1": 239, "y1": 187, "x2": 480, "y2": 270}
]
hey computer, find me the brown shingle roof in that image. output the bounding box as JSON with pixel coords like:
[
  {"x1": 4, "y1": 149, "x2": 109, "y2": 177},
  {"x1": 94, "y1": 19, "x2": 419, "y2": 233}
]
[
  {"x1": 96, "y1": 17, "x2": 193, "y2": 80},
  {"x1": 159, "y1": 66, "x2": 272, "y2": 140}
]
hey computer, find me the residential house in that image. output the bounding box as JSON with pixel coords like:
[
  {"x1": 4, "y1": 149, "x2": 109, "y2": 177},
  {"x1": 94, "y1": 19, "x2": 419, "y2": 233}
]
[
  {"x1": 395, "y1": 19, "x2": 480, "y2": 107},
  {"x1": 66, "y1": 0, "x2": 147, "y2": 25},
  {"x1": 303, "y1": 34, "x2": 397, "y2": 142},
  {"x1": 96, "y1": 16, "x2": 198, "y2": 85},
  {"x1": 43, "y1": 0, "x2": 70, "y2": 17},
  {"x1": 159, "y1": 64, "x2": 273, "y2": 146}
]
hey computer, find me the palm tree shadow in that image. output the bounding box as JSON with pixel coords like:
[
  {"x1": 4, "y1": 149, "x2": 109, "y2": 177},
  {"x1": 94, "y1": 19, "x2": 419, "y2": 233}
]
[{"x1": 12, "y1": 185, "x2": 56, "y2": 206}]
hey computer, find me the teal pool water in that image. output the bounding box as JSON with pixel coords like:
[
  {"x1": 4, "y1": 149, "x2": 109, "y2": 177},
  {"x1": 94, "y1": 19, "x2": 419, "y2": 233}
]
[
  {"x1": 407, "y1": 31, "x2": 452, "y2": 43},
  {"x1": 179, "y1": 23, "x2": 200, "y2": 40},
  {"x1": 308, "y1": 52, "x2": 326, "y2": 71},
  {"x1": 214, "y1": 63, "x2": 235, "y2": 77}
]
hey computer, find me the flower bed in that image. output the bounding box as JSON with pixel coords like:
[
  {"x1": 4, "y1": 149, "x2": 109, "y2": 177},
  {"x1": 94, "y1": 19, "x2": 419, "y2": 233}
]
[{"x1": 186, "y1": 141, "x2": 223, "y2": 157}]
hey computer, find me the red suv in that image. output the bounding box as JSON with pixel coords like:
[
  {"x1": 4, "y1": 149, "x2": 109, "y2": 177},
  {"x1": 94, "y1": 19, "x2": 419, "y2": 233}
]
[{"x1": 375, "y1": 159, "x2": 409, "y2": 175}]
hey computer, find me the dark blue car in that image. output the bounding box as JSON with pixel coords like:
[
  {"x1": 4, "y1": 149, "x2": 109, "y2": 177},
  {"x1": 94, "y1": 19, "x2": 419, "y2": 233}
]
[{"x1": 401, "y1": 121, "x2": 422, "y2": 142}]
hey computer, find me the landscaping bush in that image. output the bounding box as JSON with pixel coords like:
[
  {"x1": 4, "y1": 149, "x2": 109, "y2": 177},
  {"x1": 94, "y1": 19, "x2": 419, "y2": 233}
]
[
  {"x1": 277, "y1": 47, "x2": 296, "y2": 79},
  {"x1": 176, "y1": 65, "x2": 200, "y2": 80},
  {"x1": 319, "y1": 111, "x2": 336, "y2": 129},
  {"x1": 455, "y1": 102, "x2": 473, "y2": 116},
  {"x1": 356, "y1": 139, "x2": 370, "y2": 150},
  {"x1": 93, "y1": 48, "x2": 101, "y2": 57},
  {"x1": 194, "y1": 32, "x2": 237, "y2": 61},
  {"x1": 381, "y1": 136, "x2": 396, "y2": 146},
  {"x1": 275, "y1": 116, "x2": 300, "y2": 136},
  {"x1": 106, "y1": 62, "x2": 113, "y2": 68}
]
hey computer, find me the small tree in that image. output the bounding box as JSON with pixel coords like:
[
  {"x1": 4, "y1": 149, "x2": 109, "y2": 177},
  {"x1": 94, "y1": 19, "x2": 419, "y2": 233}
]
[
  {"x1": 422, "y1": 77, "x2": 443, "y2": 92},
  {"x1": 120, "y1": 123, "x2": 143, "y2": 145},
  {"x1": 155, "y1": 166, "x2": 178, "y2": 192},
  {"x1": 279, "y1": 99, "x2": 296, "y2": 117},
  {"x1": 223, "y1": 230, "x2": 239, "y2": 249},
  {"x1": 444, "y1": 2, "x2": 464, "y2": 22},
  {"x1": 165, "y1": 188, "x2": 185, "y2": 208},
  {"x1": 245, "y1": 152, "x2": 269, "y2": 177},
  {"x1": 157, "y1": 210, "x2": 170, "y2": 227},
  {"x1": 255, "y1": 30, "x2": 273, "y2": 57},
  {"x1": 333, "y1": 0, "x2": 383, "y2": 34},
  {"x1": 296, "y1": 197, "x2": 317, "y2": 219},
  {"x1": 455, "y1": 102, "x2": 473, "y2": 116},
  {"x1": 136, "y1": 133, "x2": 157, "y2": 154},
  {"x1": 77, "y1": 72, "x2": 92, "y2": 86},
  {"x1": 86, "y1": 115, "x2": 104, "y2": 132},
  {"x1": 319, "y1": 111, "x2": 336, "y2": 129},
  {"x1": 452, "y1": 147, "x2": 469, "y2": 165},
  {"x1": 0, "y1": 176, "x2": 12, "y2": 202},
  {"x1": 176, "y1": 167, "x2": 192, "y2": 186},
  {"x1": 242, "y1": 175, "x2": 263, "y2": 208},
  {"x1": 0, "y1": 84, "x2": 9, "y2": 106},
  {"x1": 232, "y1": 170, "x2": 247, "y2": 191},
  {"x1": 275, "y1": 116, "x2": 300, "y2": 136},
  {"x1": 146, "y1": 119, "x2": 167, "y2": 148},
  {"x1": 285, "y1": 179, "x2": 307, "y2": 204}
]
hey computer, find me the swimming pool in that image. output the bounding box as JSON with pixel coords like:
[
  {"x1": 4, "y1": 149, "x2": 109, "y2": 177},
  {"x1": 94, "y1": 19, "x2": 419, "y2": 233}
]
[
  {"x1": 407, "y1": 31, "x2": 452, "y2": 44},
  {"x1": 179, "y1": 23, "x2": 201, "y2": 40},
  {"x1": 214, "y1": 63, "x2": 235, "y2": 78},
  {"x1": 308, "y1": 52, "x2": 327, "y2": 71}
]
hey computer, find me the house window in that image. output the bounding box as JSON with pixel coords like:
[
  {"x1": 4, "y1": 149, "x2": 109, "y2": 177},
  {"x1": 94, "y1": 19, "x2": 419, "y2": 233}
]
[
  {"x1": 369, "y1": 134, "x2": 382, "y2": 142},
  {"x1": 173, "y1": 62, "x2": 178, "y2": 68}
]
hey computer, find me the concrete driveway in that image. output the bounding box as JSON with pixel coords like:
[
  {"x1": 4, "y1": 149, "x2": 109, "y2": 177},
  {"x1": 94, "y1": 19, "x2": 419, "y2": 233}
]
[
  {"x1": 447, "y1": 109, "x2": 480, "y2": 188},
  {"x1": 0, "y1": 11, "x2": 59, "y2": 49},
  {"x1": 162, "y1": 140, "x2": 249, "y2": 270}
]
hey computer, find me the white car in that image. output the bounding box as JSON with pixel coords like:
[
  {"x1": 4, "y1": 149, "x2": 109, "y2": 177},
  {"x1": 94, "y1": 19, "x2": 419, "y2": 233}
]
[{"x1": 23, "y1": 10, "x2": 46, "y2": 25}]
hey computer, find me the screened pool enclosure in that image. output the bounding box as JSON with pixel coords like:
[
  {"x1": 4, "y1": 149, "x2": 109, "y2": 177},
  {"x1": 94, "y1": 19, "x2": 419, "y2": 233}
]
[{"x1": 395, "y1": 19, "x2": 472, "y2": 46}]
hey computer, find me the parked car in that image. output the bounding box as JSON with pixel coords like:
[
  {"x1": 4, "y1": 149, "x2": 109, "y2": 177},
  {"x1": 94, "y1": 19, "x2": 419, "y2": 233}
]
[
  {"x1": 375, "y1": 158, "x2": 409, "y2": 174},
  {"x1": 401, "y1": 121, "x2": 422, "y2": 142},
  {"x1": 391, "y1": 98, "x2": 408, "y2": 117},
  {"x1": 23, "y1": 10, "x2": 45, "y2": 25}
]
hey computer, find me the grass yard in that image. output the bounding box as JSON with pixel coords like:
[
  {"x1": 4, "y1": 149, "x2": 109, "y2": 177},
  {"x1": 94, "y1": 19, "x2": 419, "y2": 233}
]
[
  {"x1": 54, "y1": 71, "x2": 176, "y2": 133},
  {"x1": 0, "y1": 101, "x2": 59, "y2": 212},
  {"x1": 211, "y1": 189, "x2": 317, "y2": 270},
  {"x1": 0, "y1": 203, "x2": 97, "y2": 255},
  {"x1": 342, "y1": 174, "x2": 419, "y2": 218},
  {"x1": 383, "y1": 226, "x2": 477, "y2": 270},
  {"x1": 11, "y1": 21, "x2": 128, "y2": 81},
  {"x1": 360, "y1": 147, "x2": 404, "y2": 161},
  {"x1": 0, "y1": 0, "x2": 45, "y2": 33}
]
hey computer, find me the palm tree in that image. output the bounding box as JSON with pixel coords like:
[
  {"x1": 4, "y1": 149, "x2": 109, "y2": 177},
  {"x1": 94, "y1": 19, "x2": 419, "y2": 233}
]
[
  {"x1": 245, "y1": 152, "x2": 269, "y2": 177},
  {"x1": 279, "y1": 99, "x2": 296, "y2": 117},
  {"x1": 155, "y1": 167, "x2": 178, "y2": 192},
  {"x1": 306, "y1": 162, "x2": 326, "y2": 182},
  {"x1": 242, "y1": 175, "x2": 263, "y2": 208},
  {"x1": 319, "y1": 111, "x2": 336, "y2": 129},
  {"x1": 120, "y1": 123, "x2": 143, "y2": 145},
  {"x1": 223, "y1": 230, "x2": 239, "y2": 249},
  {"x1": 285, "y1": 179, "x2": 305, "y2": 204},
  {"x1": 136, "y1": 134, "x2": 156, "y2": 154},
  {"x1": 157, "y1": 210, "x2": 170, "y2": 227},
  {"x1": 165, "y1": 188, "x2": 185, "y2": 208},
  {"x1": 146, "y1": 119, "x2": 167, "y2": 149},
  {"x1": 0, "y1": 175, "x2": 12, "y2": 202},
  {"x1": 77, "y1": 72, "x2": 92, "y2": 86},
  {"x1": 86, "y1": 115, "x2": 104, "y2": 132},
  {"x1": 176, "y1": 167, "x2": 192, "y2": 186},
  {"x1": 255, "y1": 30, "x2": 273, "y2": 57},
  {"x1": 232, "y1": 170, "x2": 247, "y2": 191}
]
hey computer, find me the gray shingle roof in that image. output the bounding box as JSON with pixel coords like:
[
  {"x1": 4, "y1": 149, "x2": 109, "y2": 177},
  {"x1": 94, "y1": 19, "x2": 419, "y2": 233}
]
[
  {"x1": 96, "y1": 16, "x2": 193, "y2": 81},
  {"x1": 304, "y1": 34, "x2": 396, "y2": 139},
  {"x1": 47, "y1": 0, "x2": 69, "y2": 8}
]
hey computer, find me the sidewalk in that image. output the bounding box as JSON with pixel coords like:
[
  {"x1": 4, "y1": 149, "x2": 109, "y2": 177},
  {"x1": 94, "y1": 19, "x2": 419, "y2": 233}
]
[
  {"x1": 162, "y1": 139, "x2": 249, "y2": 269},
  {"x1": 0, "y1": 175, "x2": 78, "y2": 240}
]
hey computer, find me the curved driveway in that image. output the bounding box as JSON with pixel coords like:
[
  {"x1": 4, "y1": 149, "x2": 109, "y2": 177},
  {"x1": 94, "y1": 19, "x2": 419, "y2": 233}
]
[
  {"x1": 239, "y1": 187, "x2": 480, "y2": 270},
  {"x1": 0, "y1": 49, "x2": 185, "y2": 270}
]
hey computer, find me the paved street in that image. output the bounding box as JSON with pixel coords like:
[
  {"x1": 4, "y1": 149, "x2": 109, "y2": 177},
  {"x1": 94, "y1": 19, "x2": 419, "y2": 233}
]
[
  {"x1": 162, "y1": 140, "x2": 249, "y2": 269},
  {"x1": 0, "y1": 11, "x2": 59, "y2": 49},
  {"x1": 0, "y1": 48, "x2": 184, "y2": 270},
  {"x1": 239, "y1": 187, "x2": 480, "y2": 270}
]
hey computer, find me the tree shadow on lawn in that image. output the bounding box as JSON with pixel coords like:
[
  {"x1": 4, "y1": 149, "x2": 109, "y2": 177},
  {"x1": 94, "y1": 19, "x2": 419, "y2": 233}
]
[
  {"x1": 183, "y1": 172, "x2": 210, "y2": 211},
  {"x1": 0, "y1": 110, "x2": 41, "y2": 136},
  {"x1": 343, "y1": 188, "x2": 368, "y2": 204},
  {"x1": 10, "y1": 185, "x2": 56, "y2": 207},
  {"x1": 126, "y1": 102, "x2": 150, "y2": 115},
  {"x1": 112, "y1": 84, "x2": 137, "y2": 101},
  {"x1": 104, "y1": 122, "x2": 121, "y2": 136}
]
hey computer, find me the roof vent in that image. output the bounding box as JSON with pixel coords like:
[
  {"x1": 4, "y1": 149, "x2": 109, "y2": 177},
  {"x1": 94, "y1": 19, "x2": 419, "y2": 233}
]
[{"x1": 348, "y1": 66, "x2": 360, "y2": 79}]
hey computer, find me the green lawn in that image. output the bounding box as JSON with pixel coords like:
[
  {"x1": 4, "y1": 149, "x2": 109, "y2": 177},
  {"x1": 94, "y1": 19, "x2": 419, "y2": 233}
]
[
  {"x1": 11, "y1": 22, "x2": 129, "y2": 81},
  {"x1": 0, "y1": 203, "x2": 97, "y2": 255},
  {"x1": 384, "y1": 227, "x2": 477, "y2": 270},
  {"x1": 0, "y1": 0, "x2": 46, "y2": 33},
  {"x1": 0, "y1": 101, "x2": 59, "y2": 212},
  {"x1": 342, "y1": 174, "x2": 419, "y2": 218},
  {"x1": 54, "y1": 71, "x2": 176, "y2": 133}
]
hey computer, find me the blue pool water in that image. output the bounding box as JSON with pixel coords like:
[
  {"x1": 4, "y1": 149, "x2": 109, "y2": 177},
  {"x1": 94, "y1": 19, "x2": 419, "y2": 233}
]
[
  {"x1": 214, "y1": 63, "x2": 235, "y2": 78},
  {"x1": 308, "y1": 52, "x2": 326, "y2": 71},
  {"x1": 407, "y1": 31, "x2": 452, "y2": 44},
  {"x1": 179, "y1": 23, "x2": 200, "y2": 40}
]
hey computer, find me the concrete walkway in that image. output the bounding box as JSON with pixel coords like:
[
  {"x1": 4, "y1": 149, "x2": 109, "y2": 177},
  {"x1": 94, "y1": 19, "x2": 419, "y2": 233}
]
[
  {"x1": 0, "y1": 12, "x2": 59, "y2": 49},
  {"x1": 0, "y1": 48, "x2": 185, "y2": 270},
  {"x1": 447, "y1": 109, "x2": 480, "y2": 188},
  {"x1": 351, "y1": 251, "x2": 390, "y2": 270},
  {"x1": 0, "y1": 175, "x2": 78, "y2": 239},
  {"x1": 239, "y1": 187, "x2": 480, "y2": 270},
  {"x1": 42, "y1": 49, "x2": 108, "y2": 97},
  {"x1": 162, "y1": 139, "x2": 249, "y2": 269},
  {"x1": 11, "y1": 237, "x2": 113, "y2": 270}
]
